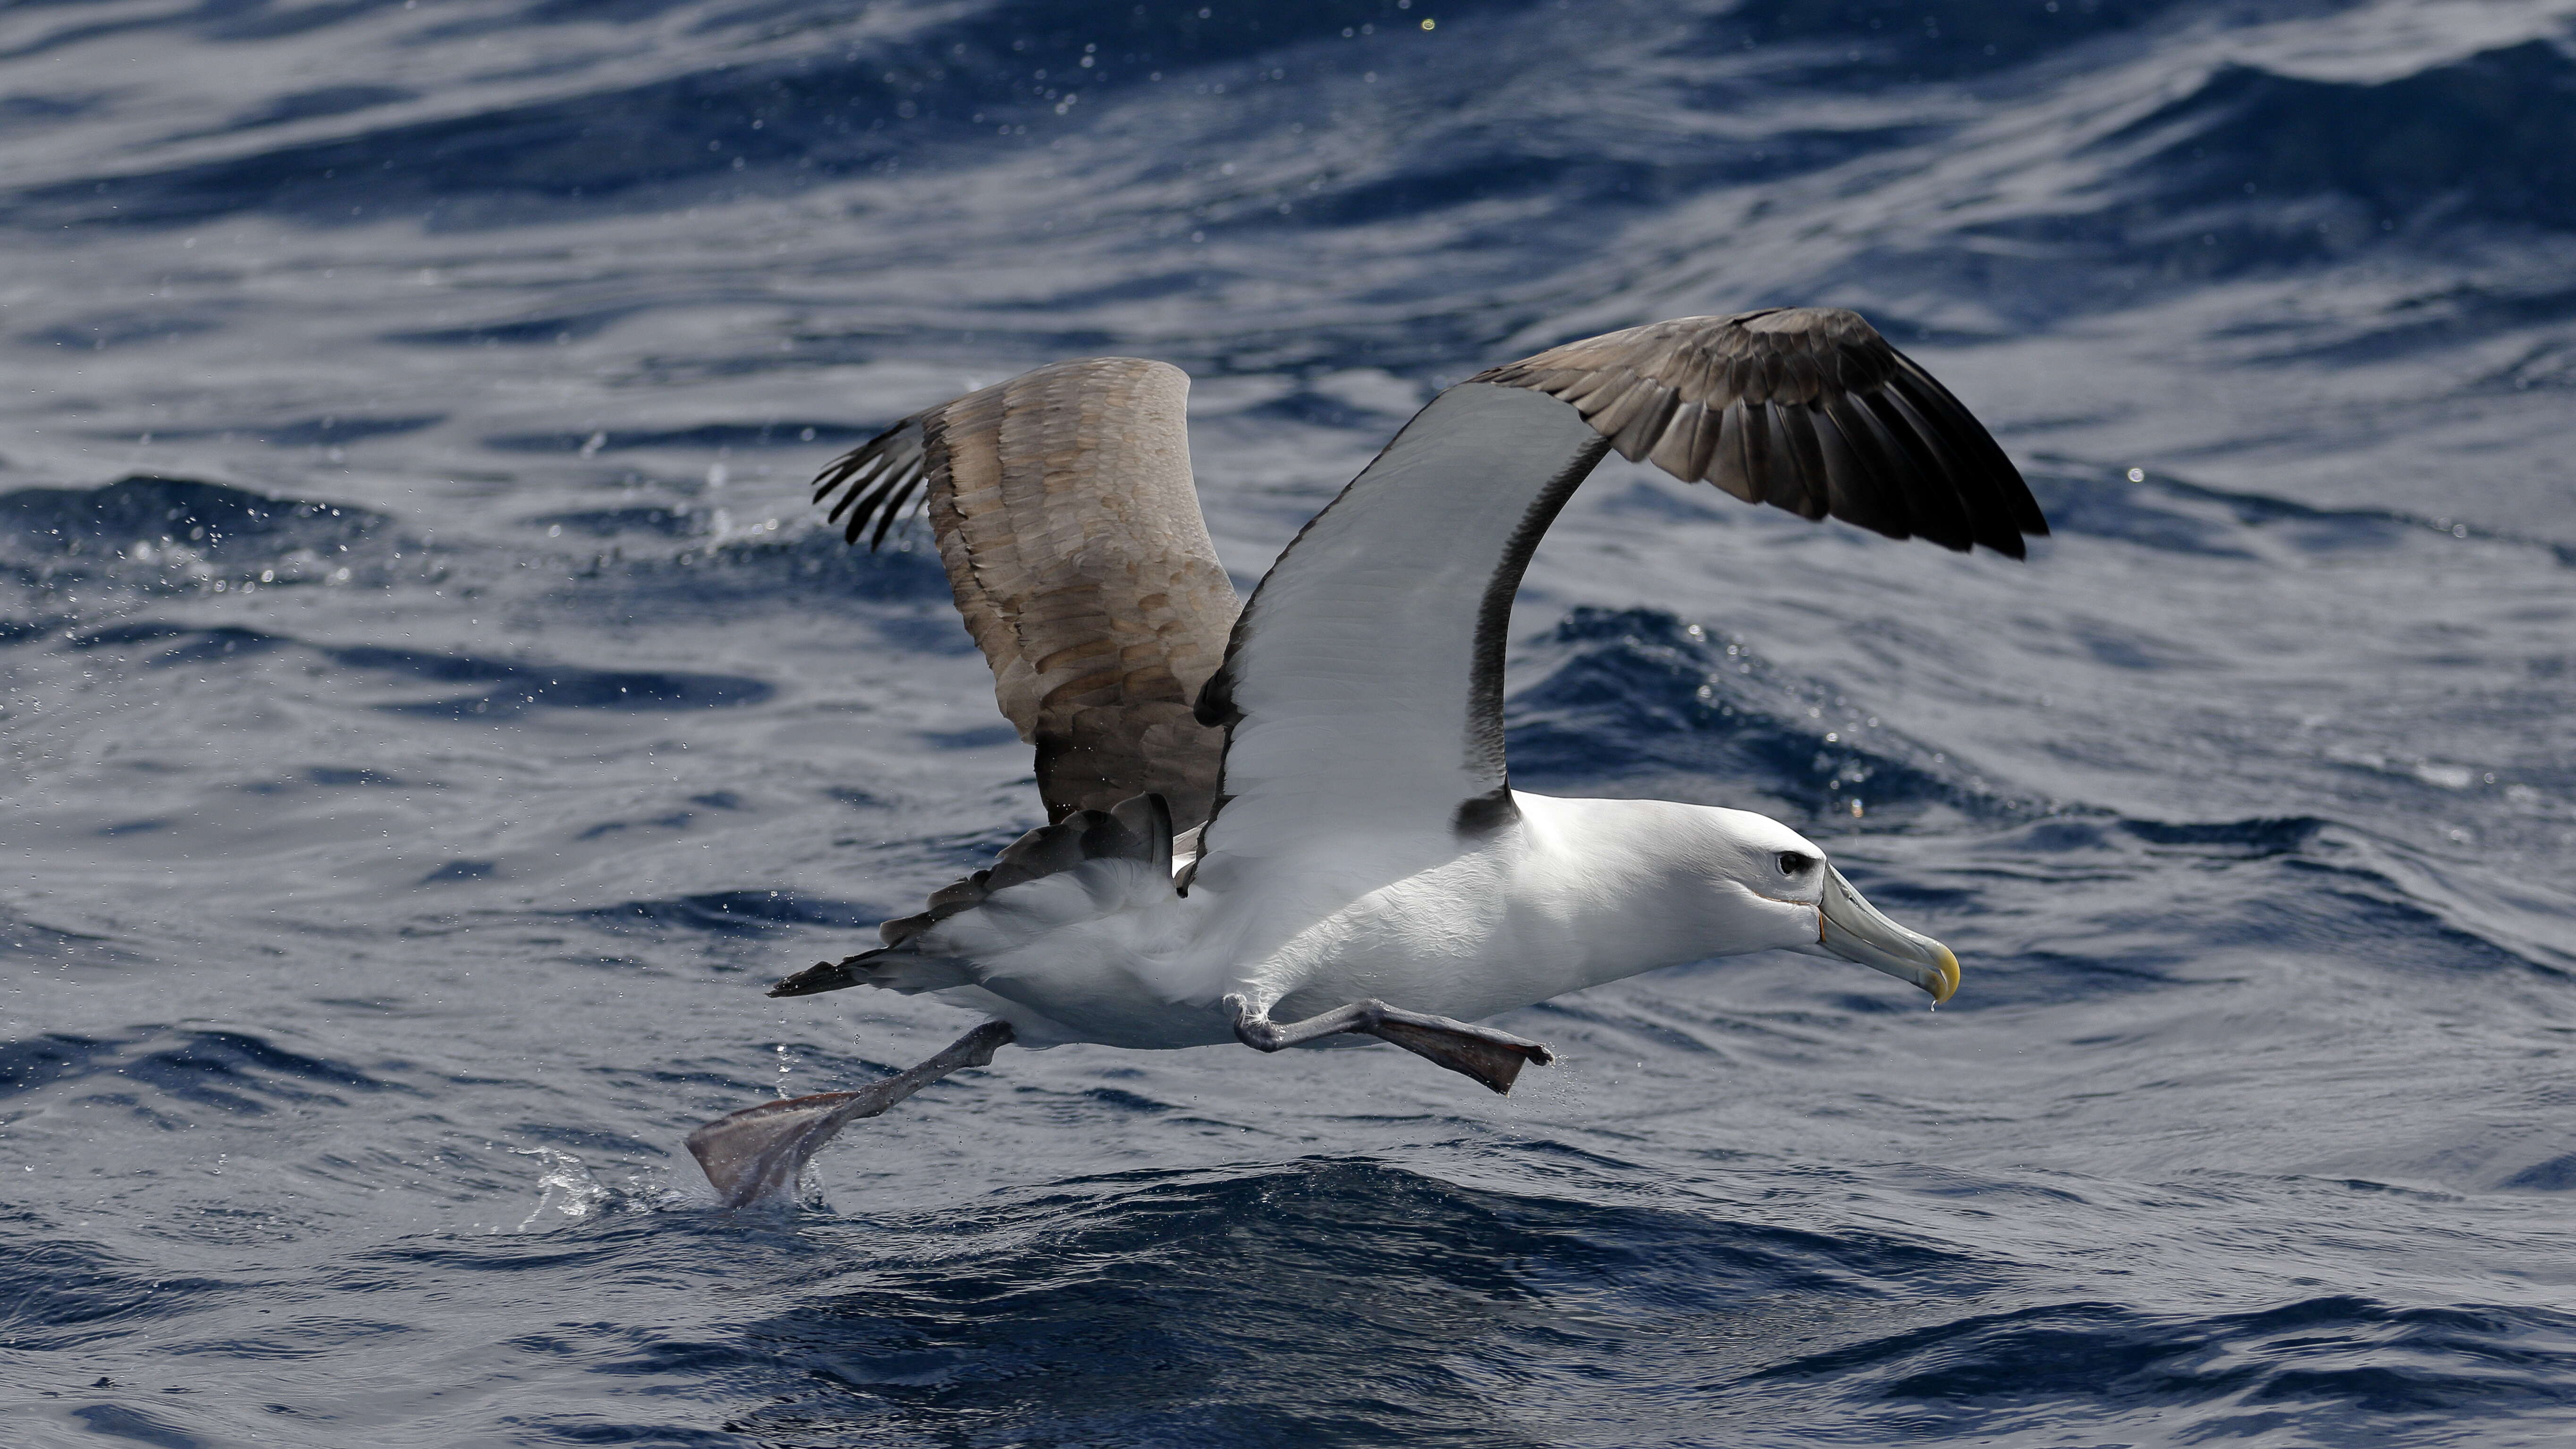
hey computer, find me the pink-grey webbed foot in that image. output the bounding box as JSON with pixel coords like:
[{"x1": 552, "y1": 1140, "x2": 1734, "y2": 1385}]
[
  {"x1": 1226, "y1": 994, "x2": 1554, "y2": 1095},
  {"x1": 685, "y1": 1020, "x2": 1013, "y2": 1209}
]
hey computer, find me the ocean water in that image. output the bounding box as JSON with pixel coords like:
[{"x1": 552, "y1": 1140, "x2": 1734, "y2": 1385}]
[{"x1": 5, "y1": 0, "x2": 2576, "y2": 1443}]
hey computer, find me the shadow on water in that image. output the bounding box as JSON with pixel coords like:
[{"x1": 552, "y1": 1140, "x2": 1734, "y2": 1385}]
[
  {"x1": 0, "y1": 476, "x2": 387, "y2": 551},
  {"x1": 1937, "y1": 40, "x2": 2576, "y2": 291},
  {"x1": 2020, "y1": 465, "x2": 2441, "y2": 559},
  {"x1": 1888, "y1": 807, "x2": 2576, "y2": 1011},
  {"x1": 493, "y1": 421, "x2": 887, "y2": 455},
  {"x1": 0, "y1": 904, "x2": 129, "y2": 964}
]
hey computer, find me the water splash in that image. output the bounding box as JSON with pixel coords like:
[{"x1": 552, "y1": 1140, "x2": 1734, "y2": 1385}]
[{"x1": 512, "y1": 1148, "x2": 611, "y2": 1231}]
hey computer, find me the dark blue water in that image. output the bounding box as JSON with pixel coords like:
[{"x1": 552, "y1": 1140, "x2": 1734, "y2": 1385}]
[{"x1": 6, "y1": 1, "x2": 2575, "y2": 1443}]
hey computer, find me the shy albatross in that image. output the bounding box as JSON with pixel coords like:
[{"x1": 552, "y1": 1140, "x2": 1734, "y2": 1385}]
[{"x1": 686, "y1": 308, "x2": 2046, "y2": 1207}]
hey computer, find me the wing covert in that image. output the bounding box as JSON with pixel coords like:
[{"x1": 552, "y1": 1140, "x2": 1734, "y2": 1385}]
[{"x1": 812, "y1": 358, "x2": 1240, "y2": 827}]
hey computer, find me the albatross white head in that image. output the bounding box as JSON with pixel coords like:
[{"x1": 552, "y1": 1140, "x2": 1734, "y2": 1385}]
[{"x1": 1566, "y1": 798, "x2": 1960, "y2": 1004}]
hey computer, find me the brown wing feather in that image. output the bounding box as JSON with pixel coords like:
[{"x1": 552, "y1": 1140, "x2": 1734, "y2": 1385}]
[
  {"x1": 1470, "y1": 308, "x2": 2045, "y2": 557},
  {"x1": 812, "y1": 358, "x2": 1239, "y2": 826}
]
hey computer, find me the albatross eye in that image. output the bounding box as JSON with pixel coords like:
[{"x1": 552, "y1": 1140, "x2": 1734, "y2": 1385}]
[{"x1": 1777, "y1": 852, "x2": 1816, "y2": 876}]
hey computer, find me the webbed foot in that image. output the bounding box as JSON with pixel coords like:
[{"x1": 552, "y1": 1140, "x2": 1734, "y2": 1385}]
[{"x1": 1226, "y1": 995, "x2": 1553, "y2": 1095}]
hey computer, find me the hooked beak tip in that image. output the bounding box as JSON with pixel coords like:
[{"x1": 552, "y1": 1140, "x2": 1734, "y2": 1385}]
[{"x1": 1817, "y1": 864, "x2": 1961, "y2": 1006}]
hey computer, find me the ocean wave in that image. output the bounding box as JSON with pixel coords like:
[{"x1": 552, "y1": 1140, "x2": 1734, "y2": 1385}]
[
  {"x1": 1755, "y1": 1294, "x2": 2576, "y2": 1435},
  {"x1": 723, "y1": 1158, "x2": 1991, "y2": 1439},
  {"x1": 0, "y1": 1026, "x2": 411, "y2": 1121},
  {"x1": 52, "y1": 619, "x2": 777, "y2": 717},
  {"x1": 569, "y1": 888, "x2": 884, "y2": 936},
  {"x1": 1727, "y1": 0, "x2": 2191, "y2": 80},
  {"x1": 2109, "y1": 41, "x2": 2576, "y2": 235},
  {"x1": 551, "y1": 525, "x2": 957, "y2": 618},
  {"x1": 0, "y1": 1221, "x2": 234, "y2": 1354},
  {"x1": 6, "y1": 0, "x2": 1557, "y2": 231},
  {"x1": 1506, "y1": 605, "x2": 2036, "y2": 826},
  {"x1": 0, "y1": 475, "x2": 392, "y2": 593}
]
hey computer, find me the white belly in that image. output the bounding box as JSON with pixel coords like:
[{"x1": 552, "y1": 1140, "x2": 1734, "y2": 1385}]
[
  {"x1": 914, "y1": 793, "x2": 1725, "y2": 1051},
  {"x1": 954, "y1": 845, "x2": 1590, "y2": 1049}
]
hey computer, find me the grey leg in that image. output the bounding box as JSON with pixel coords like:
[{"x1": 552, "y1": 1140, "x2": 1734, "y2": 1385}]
[
  {"x1": 684, "y1": 1020, "x2": 1014, "y2": 1209},
  {"x1": 1226, "y1": 995, "x2": 1554, "y2": 1095}
]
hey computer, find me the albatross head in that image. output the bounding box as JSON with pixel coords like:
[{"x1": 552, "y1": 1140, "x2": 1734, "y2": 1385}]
[{"x1": 1610, "y1": 800, "x2": 1960, "y2": 1004}]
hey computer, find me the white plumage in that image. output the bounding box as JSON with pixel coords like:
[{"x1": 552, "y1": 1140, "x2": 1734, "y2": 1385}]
[{"x1": 685, "y1": 310, "x2": 2042, "y2": 1207}]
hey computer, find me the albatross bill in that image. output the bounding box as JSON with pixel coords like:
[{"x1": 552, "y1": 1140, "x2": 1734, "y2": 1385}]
[{"x1": 1816, "y1": 865, "x2": 1962, "y2": 1004}]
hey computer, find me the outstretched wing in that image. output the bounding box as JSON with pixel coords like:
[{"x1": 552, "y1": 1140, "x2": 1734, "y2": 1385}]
[
  {"x1": 814, "y1": 358, "x2": 1241, "y2": 827},
  {"x1": 1474, "y1": 307, "x2": 2047, "y2": 555},
  {"x1": 1193, "y1": 308, "x2": 2042, "y2": 867}
]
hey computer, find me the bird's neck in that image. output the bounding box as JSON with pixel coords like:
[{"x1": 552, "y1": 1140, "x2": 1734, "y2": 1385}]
[{"x1": 1502, "y1": 792, "x2": 1755, "y2": 989}]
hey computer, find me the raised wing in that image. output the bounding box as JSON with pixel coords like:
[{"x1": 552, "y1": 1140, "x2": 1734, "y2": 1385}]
[
  {"x1": 1473, "y1": 307, "x2": 2046, "y2": 556},
  {"x1": 1194, "y1": 309, "x2": 2042, "y2": 865},
  {"x1": 813, "y1": 358, "x2": 1240, "y2": 826},
  {"x1": 1191, "y1": 383, "x2": 1606, "y2": 868}
]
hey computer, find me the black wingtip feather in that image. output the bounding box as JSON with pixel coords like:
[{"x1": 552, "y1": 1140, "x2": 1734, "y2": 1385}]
[
  {"x1": 1815, "y1": 393, "x2": 1921, "y2": 545},
  {"x1": 820, "y1": 460, "x2": 882, "y2": 526},
  {"x1": 866, "y1": 476, "x2": 921, "y2": 551},
  {"x1": 829, "y1": 457, "x2": 922, "y2": 551},
  {"x1": 1848, "y1": 390, "x2": 1975, "y2": 552},
  {"x1": 1890, "y1": 356, "x2": 2042, "y2": 520},
  {"x1": 1769, "y1": 403, "x2": 1833, "y2": 522},
  {"x1": 809, "y1": 413, "x2": 931, "y2": 553},
  {"x1": 1881, "y1": 358, "x2": 2044, "y2": 556},
  {"x1": 1871, "y1": 376, "x2": 2014, "y2": 556},
  {"x1": 1490, "y1": 312, "x2": 2049, "y2": 558}
]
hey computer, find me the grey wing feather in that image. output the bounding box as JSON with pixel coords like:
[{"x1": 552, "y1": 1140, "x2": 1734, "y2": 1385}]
[
  {"x1": 811, "y1": 359, "x2": 1241, "y2": 826},
  {"x1": 1470, "y1": 308, "x2": 2047, "y2": 556}
]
